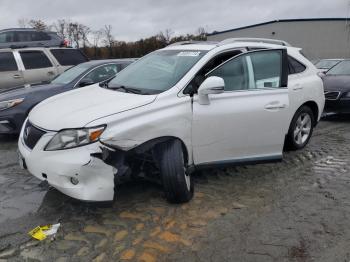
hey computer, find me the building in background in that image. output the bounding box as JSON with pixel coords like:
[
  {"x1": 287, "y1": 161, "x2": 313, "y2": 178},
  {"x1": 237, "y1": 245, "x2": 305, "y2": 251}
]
[{"x1": 207, "y1": 18, "x2": 350, "y2": 60}]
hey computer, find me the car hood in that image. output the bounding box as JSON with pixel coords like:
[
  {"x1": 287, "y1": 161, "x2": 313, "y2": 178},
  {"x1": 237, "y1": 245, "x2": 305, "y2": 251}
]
[
  {"x1": 0, "y1": 83, "x2": 62, "y2": 101},
  {"x1": 322, "y1": 75, "x2": 350, "y2": 92},
  {"x1": 29, "y1": 84, "x2": 157, "y2": 131}
]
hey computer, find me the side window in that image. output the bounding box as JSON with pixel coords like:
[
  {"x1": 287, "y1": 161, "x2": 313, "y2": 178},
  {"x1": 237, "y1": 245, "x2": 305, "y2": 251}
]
[
  {"x1": 250, "y1": 51, "x2": 282, "y2": 88},
  {"x1": 184, "y1": 50, "x2": 242, "y2": 94},
  {"x1": 208, "y1": 50, "x2": 284, "y2": 91},
  {"x1": 208, "y1": 55, "x2": 249, "y2": 91},
  {"x1": 16, "y1": 31, "x2": 32, "y2": 42},
  {"x1": 19, "y1": 51, "x2": 53, "y2": 69},
  {"x1": 0, "y1": 32, "x2": 15, "y2": 43},
  {"x1": 288, "y1": 56, "x2": 306, "y2": 74},
  {"x1": 50, "y1": 49, "x2": 88, "y2": 66},
  {"x1": 34, "y1": 32, "x2": 51, "y2": 41},
  {"x1": 82, "y1": 64, "x2": 118, "y2": 83},
  {"x1": 0, "y1": 52, "x2": 18, "y2": 72}
]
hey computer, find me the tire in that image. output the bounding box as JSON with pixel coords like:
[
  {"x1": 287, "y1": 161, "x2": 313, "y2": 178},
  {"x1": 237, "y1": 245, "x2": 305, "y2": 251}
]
[
  {"x1": 157, "y1": 140, "x2": 194, "y2": 203},
  {"x1": 286, "y1": 106, "x2": 315, "y2": 150}
]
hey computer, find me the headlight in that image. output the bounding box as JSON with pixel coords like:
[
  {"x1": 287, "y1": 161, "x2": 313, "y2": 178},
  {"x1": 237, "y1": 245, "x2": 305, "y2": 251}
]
[
  {"x1": 0, "y1": 98, "x2": 24, "y2": 111},
  {"x1": 45, "y1": 125, "x2": 106, "y2": 151}
]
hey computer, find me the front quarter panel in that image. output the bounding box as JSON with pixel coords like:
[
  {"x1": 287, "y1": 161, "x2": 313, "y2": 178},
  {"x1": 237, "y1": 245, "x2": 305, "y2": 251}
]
[{"x1": 93, "y1": 94, "x2": 193, "y2": 163}]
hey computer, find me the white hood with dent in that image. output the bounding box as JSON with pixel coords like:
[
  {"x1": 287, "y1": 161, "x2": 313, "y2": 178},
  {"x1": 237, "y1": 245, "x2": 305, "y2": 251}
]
[{"x1": 29, "y1": 84, "x2": 157, "y2": 130}]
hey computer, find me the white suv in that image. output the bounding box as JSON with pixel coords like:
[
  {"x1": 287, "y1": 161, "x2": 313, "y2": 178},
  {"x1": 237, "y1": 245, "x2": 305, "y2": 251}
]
[{"x1": 18, "y1": 38, "x2": 325, "y2": 203}]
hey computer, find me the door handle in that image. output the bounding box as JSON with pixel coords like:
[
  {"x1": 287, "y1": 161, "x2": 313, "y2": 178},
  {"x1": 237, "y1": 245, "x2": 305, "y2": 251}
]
[
  {"x1": 264, "y1": 103, "x2": 286, "y2": 110},
  {"x1": 47, "y1": 71, "x2": 55, "y2": 75},
  {"x1": 292, "y1": 84, "x2": 303, "y2": 91},
  {"x1": 13, "y1": 74, "x2": 22, "y2": 79}
]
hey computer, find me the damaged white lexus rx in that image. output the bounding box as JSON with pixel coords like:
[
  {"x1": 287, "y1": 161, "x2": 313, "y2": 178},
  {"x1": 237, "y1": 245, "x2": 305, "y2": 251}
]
[{"x1": 18, "y1": 38, "x2": 325, "y2": 203}]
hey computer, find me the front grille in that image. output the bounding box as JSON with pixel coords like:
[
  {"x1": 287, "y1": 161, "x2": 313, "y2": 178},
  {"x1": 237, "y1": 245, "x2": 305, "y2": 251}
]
[
  {"x1": 23, "y1": 121, "x2": 46, "y2": 149},
  {"x1": 324, "y1": 91, "x2": 340, "y2": 100}
]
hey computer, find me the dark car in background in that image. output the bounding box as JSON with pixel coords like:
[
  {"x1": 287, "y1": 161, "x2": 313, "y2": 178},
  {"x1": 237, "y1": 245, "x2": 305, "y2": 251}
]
[
  {"x1": 323, "y1": 60, "x2": 350, "y2": 114},
  {"x1": 0, "y1": 59, "x2": 135, "y2": 134},
  {"x1": 315, "y1": 59, "x2": 343, "y2": 73},
  {"x1": 0, "y1": 28, "x2": 65, "y2": 48}
]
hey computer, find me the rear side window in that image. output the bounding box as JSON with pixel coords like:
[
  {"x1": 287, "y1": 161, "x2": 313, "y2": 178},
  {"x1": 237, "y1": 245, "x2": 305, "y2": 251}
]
[
  {"x1": 19, "y1": 51, "x2": 53, "y2": 69},
  {"x1": 50, "y1": 49, "x2": 88, "y2": 66},
  {"x1": 0, "y1": 32, "x2": 15, "y2": 43},
  {"x1": 288, "y1": 56, "x2": 306, "y2": 74},
  {"x1": 0, "y1": 52, "x2": 18, "y2": 71}
]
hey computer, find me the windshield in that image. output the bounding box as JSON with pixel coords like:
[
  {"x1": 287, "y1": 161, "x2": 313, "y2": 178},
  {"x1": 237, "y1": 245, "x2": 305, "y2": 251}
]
[
  {"x1": 107, "y1": 49, "x2": 207, "y2": 94},
  {"x1": 315, "y1": 59, "x2": 341, "y2": 69},
  {"x1": 51, "y1": 63, "x2": 91, "y2": 85},
  {"x1": 327, "y1": 60, "x2": 350, "y2": 75}
]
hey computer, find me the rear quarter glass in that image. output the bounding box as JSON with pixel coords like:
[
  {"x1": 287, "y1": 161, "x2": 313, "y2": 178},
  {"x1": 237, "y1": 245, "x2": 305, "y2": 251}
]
[{"x1": 50, "y1": 49, "x2": 88, "y2": 66}]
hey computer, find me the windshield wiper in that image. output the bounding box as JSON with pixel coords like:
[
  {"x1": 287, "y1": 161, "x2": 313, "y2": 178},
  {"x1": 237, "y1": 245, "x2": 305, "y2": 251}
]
[{"x1": 105, "y1": 84, "x2": 143, "y2": 94}]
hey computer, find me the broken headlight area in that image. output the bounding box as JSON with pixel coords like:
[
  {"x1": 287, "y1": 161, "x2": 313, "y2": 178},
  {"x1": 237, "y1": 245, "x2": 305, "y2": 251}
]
[{"x1": 45, "y1": 125, "x2": 106, "y2": 151}]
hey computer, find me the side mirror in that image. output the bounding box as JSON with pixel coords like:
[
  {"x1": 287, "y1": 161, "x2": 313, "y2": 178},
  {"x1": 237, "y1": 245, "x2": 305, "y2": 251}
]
[
  {"x1": 197, "y1": 76, "x2": 225, "y2": 105},
  {"x1": 79, "y1": 78, "x2": 95, "y2": 87}
]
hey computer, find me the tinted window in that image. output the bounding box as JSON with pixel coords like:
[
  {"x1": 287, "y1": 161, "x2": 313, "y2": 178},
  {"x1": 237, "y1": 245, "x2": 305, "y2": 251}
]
[
  {"x1": 51, "y1": 63, "x2": 91, "y2": 85},
  {"x1": 50, "y1": 49, "x2": 88, "y2": 66},
  {"x1": 19, "y1": 51, "x2": 52, "y2": 69},
  {"x1": 208, "y1": 55, "x2": 248, "y2": 91},
  {"x1": 288, "y1": 56, "x2": 306, "y2": 74},
  {"x1": 208, "y1": 50, "x2": 282, "y2": 91},
  {"x1": 82, "y1": 64, "x2": 119, "y2": 83},
  {"x1": 0, "y1": 52, "x2": 18, "y2": 72},
  {"x1": 0, "y1": 32, "x2": 15, "y2": 43}
]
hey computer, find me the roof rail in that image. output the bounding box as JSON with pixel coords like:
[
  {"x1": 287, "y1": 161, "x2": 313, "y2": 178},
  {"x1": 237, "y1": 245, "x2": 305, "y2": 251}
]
[
  {"x1": 168, "y1": 40, "x2": 217, "y2": 47},
  {"x1": 218, "y1": 38, "x2": 291, "y2": 47}
]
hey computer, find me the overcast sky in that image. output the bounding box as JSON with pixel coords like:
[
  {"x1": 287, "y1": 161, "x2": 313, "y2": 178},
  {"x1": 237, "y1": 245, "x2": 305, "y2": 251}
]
[{"x1": 0, "y1": 0, "x2": 347, "y2": 41}]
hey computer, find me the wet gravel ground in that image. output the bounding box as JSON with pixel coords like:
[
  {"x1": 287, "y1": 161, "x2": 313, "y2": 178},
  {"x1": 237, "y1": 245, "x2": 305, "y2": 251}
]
[{"x1": 1, "y1": 116, "x2": 350, "y2": 261}]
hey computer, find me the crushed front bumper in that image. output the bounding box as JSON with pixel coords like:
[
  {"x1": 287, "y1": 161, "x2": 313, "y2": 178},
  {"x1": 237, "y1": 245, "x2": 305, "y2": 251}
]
[{"x1": 18, "y1": 126, "x2": 116, "y2": 201}]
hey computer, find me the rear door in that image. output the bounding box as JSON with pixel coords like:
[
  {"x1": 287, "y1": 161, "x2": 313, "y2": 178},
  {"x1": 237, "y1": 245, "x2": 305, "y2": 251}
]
[
  {"x1": 18, "y1": 50, "x2": 58, "y2": 84},
  {"x1": 0, "y1": 51, "x2": 24, "y2": 90},
  {"x1": 192, "y1": 49, "x2": 290, "y2": 165}
]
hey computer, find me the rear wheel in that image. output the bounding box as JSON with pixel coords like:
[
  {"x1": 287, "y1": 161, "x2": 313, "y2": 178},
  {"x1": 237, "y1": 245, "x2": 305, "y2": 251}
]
[
  {"x1": 286, "y1": 106, "x2": 315, "y2": 150},
  {"x1": 157, "y1": 140, "x2": 193, "y2": 203}
]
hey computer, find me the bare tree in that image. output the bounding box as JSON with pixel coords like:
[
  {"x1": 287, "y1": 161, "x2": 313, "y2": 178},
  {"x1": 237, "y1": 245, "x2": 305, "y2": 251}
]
[
  {"x1": 196, "y1": 27, "x2": 207, "y2": 40},
  {"x1": 103, "y1": 25, "x2": 114, "y2": 57},
  {"x1": 53, "y1": 19, "x2": 68, "y2": 39},
  {"x1": 92, "y1": 29, "x2": 103, "y2": 57},
  {"x1": 80, "y1": 24, "x2": 90, "y2": 49},
  {"x1": 157, "y1": 28, "x2": 174, "y2": 44},
  {"x1": 28, "y1": 19, "x2": 47, "y2": 31}
]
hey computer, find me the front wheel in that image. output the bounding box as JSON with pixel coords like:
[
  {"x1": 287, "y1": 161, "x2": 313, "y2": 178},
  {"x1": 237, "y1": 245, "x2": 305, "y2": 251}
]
[
  {"x1": 286, "y1": 106, "x2": 315, "y2": 150},
  {"x1": 157, "y1": 140, "x2": 193, "y2": 203}
]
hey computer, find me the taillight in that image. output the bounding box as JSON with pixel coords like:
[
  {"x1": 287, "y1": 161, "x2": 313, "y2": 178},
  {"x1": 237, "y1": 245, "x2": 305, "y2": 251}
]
[{"x1": 62, "y1": 39, "x2": 69, "y2": 47}]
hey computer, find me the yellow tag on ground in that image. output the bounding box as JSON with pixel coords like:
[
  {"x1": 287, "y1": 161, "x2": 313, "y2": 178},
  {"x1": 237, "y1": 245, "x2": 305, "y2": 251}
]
[{"x1": 28, "y1": 225, "x2": 52, "y2": 241}]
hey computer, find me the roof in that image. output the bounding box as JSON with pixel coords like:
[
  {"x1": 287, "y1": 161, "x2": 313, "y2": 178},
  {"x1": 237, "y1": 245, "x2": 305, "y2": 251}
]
[
  {"x1": 207, "y1": 18, "x2": 350, "y2": 36},
  {"x1": 0, "y1": 28, "x2": 56, "y2": 33}
]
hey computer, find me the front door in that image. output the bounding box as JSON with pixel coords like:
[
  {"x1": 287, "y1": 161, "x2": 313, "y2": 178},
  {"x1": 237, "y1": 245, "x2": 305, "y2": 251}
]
[
  {"x1": 192, "y1": 49, "x2": 290, "y2": 165},
  {"x1": 0, "y1": 51, "x2": 24, "y2": 90}
]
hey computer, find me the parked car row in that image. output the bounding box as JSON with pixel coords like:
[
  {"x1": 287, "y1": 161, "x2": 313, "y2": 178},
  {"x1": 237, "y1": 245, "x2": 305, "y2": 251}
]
[
  {"x1": 0, "y1": 59, "x2": 135, "y2": 134},
  {"x1": 0, "y1": 28, "x2": 66, "y2": 49},
  {"x1": 0, "y1": 47, "x2": 89, "y2": 90},
  {"x1": 16, "y1": 38, "x2": 325, "y2": 203}
]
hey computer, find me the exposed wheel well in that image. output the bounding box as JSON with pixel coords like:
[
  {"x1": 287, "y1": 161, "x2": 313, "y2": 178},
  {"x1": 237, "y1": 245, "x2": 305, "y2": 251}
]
[
  {"x1": 131, "y1": 136, "x2": 189, "y2": 165},
  {"x1": 300, "y1": 101, "x2": 319, "y2": 126}
]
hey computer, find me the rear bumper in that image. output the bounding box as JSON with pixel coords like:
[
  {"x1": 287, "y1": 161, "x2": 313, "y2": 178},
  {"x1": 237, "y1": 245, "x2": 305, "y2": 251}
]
[
  {"x1": 18, "y1": 125, "x2": 116, "y2": 201},
  {"x1": 324, "y1": 99, "x2": 350, "y2": 114}
]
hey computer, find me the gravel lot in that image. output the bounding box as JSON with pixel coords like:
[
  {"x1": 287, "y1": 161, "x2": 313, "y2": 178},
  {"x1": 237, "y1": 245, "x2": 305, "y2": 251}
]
[{"x1": 1, "y1": 116, "x2": 350, "y2": 262}]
